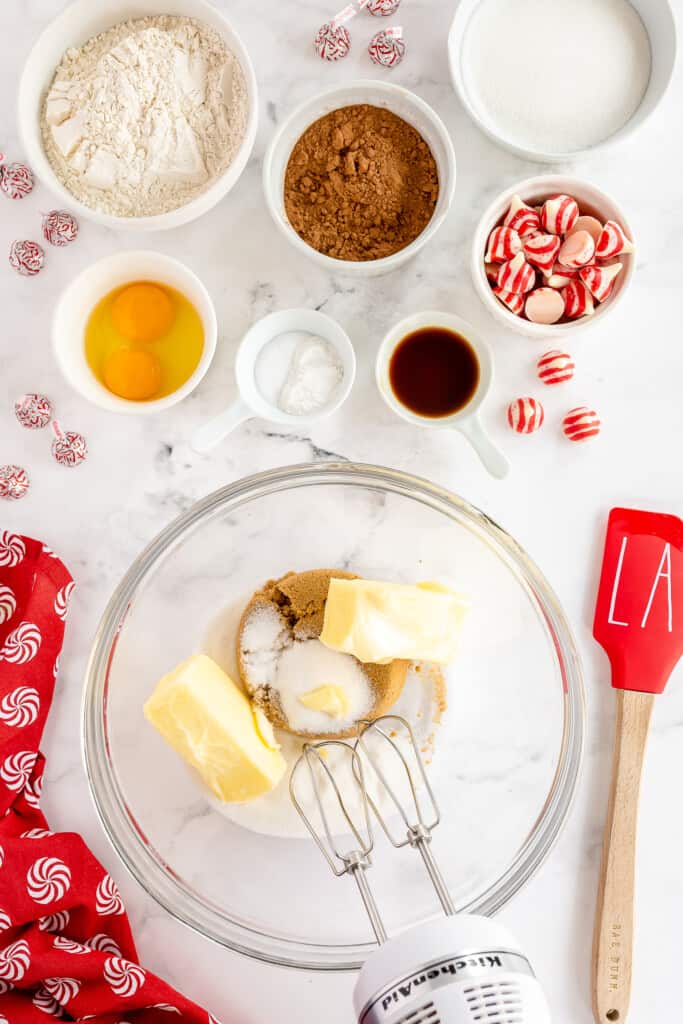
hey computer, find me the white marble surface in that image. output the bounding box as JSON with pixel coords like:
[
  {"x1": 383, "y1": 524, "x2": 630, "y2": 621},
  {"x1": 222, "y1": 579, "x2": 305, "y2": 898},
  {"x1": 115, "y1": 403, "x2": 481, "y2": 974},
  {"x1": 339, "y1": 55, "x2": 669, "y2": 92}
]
[{"x1": 2, "y1": 1, "x2": 682, "y2": 1021}]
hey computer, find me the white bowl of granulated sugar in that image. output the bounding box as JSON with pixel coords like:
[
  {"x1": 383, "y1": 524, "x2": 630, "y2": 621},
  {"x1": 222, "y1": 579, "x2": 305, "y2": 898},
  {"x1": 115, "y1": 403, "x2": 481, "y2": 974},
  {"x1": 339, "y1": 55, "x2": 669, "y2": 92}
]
[
  {"x1": 449, "y1": 0, "x2": 675, "y2": 162},
  {"x1": 18, "y1": 0, "x2": 258, "y2": 230}
]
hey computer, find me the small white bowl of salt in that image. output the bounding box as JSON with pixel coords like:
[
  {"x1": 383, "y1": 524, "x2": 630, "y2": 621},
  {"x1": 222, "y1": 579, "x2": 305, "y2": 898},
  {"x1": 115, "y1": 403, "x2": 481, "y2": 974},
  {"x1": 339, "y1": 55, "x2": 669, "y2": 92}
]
[{"x1": 192, "y1": 310, "x2": 356, "y2": 452}]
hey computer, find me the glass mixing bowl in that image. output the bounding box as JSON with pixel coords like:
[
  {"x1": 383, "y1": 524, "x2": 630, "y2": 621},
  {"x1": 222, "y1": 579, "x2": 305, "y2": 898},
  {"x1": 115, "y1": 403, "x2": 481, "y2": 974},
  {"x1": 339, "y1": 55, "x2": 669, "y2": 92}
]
[{"x1": 83, "y1": 463, "x2": 584, "y2": 970}]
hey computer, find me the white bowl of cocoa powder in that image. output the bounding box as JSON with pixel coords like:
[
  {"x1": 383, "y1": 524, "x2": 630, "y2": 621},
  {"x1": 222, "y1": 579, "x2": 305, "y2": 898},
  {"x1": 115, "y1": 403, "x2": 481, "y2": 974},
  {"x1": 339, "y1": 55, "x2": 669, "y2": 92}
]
[{"x1": 263, "y1": 81, "x2": 456, "y2": 277}]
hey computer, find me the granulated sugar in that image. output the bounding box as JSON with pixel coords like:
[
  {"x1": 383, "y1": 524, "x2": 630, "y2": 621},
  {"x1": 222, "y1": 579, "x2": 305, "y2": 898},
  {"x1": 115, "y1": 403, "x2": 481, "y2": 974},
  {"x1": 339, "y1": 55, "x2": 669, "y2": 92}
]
[{"x1": 460, "y1": 0, "x2": 651, "y2": 154}]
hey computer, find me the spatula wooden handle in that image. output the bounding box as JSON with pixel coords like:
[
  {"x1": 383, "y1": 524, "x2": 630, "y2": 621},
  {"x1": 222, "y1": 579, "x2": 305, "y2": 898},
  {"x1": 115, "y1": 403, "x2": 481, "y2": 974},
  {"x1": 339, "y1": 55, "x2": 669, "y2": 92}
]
[{"x1": 592, "y1": 689, "x2": 655, "y2": 1024}]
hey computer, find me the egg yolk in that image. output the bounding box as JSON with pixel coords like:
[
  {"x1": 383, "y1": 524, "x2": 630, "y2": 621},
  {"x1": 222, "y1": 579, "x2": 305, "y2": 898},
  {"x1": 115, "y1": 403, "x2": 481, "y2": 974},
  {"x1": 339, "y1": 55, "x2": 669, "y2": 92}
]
[
  {"x1": 111, "y1": 283, "x2": 174, "y2": 343},
  {"x1": 103, "y1": 348, "x2": 162, "y2": 401}
]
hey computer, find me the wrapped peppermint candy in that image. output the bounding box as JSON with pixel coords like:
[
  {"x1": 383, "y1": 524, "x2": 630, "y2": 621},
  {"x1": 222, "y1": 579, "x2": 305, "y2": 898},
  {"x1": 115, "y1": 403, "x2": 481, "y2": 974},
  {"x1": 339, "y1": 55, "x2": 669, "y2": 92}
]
[
  {"x1": 0, "y1": 162, "x2": 34, "y2": 200},
  {"x1": 0, "y1": 465, "x2": 30, "y2": 500},
  {"x1": 9, "y1": 240, "x2": 45, "y2": 276},
  {"x1": 368, "y1": 26, "x2": 405, "y2": 67},
  {"x1": 366, "y1": 0, "x2": 401, "y2": 15},
  {"x1": 15, "y1": 393, "x2": 53, "y2": 429},
  {"x1": 42, "y1": 210, "x2": 79, "y2": 247},
  {"x1": 50, "y1": 421, "x2": 88, "y2": 468},
  {"x1": 315, "y1": 4, "x2": 356, "y2": 61}
]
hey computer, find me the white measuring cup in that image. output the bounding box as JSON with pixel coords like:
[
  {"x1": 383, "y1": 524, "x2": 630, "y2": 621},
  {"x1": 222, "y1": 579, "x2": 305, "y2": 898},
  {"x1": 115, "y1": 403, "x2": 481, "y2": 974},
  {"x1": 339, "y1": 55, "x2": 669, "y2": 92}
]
[
  {"x1": 376, "y1": 311, "x2": 509, "y2": 479},
  {"x1": 192, "y1": 309, "x2": 356, "y2": 453}
]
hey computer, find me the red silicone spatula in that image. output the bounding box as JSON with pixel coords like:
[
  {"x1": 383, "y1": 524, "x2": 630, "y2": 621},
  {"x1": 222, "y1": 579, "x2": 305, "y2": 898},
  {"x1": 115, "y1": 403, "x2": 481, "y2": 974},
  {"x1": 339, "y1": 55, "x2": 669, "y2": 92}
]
[{"x1": 592, "y1": 507, "x2": 683, "y2": 1024}]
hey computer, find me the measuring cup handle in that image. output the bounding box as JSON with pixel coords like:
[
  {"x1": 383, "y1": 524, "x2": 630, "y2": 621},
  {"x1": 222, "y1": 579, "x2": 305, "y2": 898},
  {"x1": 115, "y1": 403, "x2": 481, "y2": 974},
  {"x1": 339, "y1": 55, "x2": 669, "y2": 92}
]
[
  {"x1": 192, "y1": 400, "x2": 252, "y2": 454},
  {"x1": 458, "y1": 415, "x2": 510, "y2": 479}
]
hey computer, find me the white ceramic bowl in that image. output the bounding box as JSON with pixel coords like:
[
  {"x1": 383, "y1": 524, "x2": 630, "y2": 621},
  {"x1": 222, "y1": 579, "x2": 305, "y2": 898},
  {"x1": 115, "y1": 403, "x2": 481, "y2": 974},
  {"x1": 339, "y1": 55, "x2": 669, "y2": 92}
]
[
  {"x1": 263, "y1": 81, "x2": 456, "y2": 277},
  {"x1": 192, "y1": 308, "x2": 356, "y2": 452},
  {"x1": 376, "y1": 311, "x2": 509, "y2": 479},
  {"x1": 471, "y1": 176, "x2": 636, "y2": 340},
  {"x1": 18, "y1": 0, "x2": 258, "y2": 231},
  {"x1": 449, "y1": 0, "x2": 676, "y2": 163},
  {"x1": 53, "y1": 251, "x2": 217, "y2": 413}
]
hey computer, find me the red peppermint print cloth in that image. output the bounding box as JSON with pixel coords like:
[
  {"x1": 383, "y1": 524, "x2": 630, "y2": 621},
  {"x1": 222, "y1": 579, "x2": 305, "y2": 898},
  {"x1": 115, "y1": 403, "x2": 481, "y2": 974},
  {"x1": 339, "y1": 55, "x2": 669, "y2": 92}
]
[{"x1": 0, "y1": 531, "x2": 216, "y2": 1023}]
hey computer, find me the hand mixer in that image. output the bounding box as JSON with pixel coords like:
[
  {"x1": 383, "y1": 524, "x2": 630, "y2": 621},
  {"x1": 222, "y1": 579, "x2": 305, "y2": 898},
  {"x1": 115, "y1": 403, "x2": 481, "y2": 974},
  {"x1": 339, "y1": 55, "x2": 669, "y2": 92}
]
[{"x1": 290, "y1": 715, "x2": 552, "y2": 1024}]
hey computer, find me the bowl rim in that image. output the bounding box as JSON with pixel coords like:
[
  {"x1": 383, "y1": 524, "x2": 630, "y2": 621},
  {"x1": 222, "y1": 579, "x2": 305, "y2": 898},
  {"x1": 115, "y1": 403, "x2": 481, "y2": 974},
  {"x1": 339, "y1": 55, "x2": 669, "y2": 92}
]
[
  {"x1": 447, "y1": 0, "x2": 677, "y2": 163},
  {"x1": 52, "y1": 249, "x2": 218, "y2": 413},
  {"x1": 17, "y1": 0, "x2": 259, "y2": 231},
  {"x1": 262, "y1": 80, "x2": 457, "y2": 274},
  {"x1": 82, "y1": 461, "x2": 585, "y2": 971},
  {"x1": 471, "y1": 174, "x2": 636, "y2": 339}
]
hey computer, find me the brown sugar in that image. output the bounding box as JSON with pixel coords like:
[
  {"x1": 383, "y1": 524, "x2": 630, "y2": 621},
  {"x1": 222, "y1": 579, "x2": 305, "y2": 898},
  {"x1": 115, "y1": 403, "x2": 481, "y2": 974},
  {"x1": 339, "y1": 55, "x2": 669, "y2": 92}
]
[
  {"x1": 284, "y1": 104, "x2": 439, "y2": 262},
  {"x1": 237, "y1": 569, "x2": 408, "y2": 739}
]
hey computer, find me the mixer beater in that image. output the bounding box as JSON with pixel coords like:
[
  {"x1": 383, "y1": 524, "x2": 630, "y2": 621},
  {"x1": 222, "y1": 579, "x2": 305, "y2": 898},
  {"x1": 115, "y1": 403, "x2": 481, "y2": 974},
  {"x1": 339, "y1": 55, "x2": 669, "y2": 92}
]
[{"x1": 290, "y1": 715, "x2": 552, "y2": 1024}]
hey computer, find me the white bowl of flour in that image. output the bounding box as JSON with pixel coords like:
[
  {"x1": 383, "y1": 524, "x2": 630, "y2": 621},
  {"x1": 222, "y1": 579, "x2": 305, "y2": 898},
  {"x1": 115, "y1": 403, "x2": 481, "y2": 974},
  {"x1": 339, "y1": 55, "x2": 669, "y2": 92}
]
[
  {"x1": 18, "y1": 0, "x2": 258, "y2": 229},
  {"x1": 449, "y1": 0, "x2": 675, "y2": 162}
]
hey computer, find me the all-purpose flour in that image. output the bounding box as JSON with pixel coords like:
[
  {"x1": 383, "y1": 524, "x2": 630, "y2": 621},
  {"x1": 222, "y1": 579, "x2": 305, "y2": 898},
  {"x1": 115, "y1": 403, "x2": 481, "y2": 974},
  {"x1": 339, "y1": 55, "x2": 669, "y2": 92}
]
[
  {"x1": 460, "y1": 0, "x2": 651, "y2": 154},
  {"x1": 41, "y1": 16, "x2": 249, "y2": 217}
]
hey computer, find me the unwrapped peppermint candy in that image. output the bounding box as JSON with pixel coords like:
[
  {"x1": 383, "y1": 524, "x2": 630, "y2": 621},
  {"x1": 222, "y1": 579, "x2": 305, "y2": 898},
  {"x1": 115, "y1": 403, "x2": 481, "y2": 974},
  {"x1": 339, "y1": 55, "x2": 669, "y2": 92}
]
[{"x1": 507, "y1": 398, "x2": 544, "y2": 434}]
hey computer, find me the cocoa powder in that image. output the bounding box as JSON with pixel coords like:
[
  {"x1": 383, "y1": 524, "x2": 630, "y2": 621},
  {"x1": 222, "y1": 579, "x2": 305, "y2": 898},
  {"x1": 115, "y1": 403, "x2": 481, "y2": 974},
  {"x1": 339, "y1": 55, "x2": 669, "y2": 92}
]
[{"x1": 284, "y1": 104, "x2": 439, "y2": 262}]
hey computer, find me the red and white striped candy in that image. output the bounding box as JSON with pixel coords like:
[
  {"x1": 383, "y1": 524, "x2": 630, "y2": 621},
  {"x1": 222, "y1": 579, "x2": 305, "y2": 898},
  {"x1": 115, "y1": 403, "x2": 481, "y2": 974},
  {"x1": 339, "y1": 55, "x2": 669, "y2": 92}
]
[
  {"x1": 563, "y1": 406, "x2": 601, "y2": 442},
  {"x1": 579, "y1": 262, "x2": 622, "y2": 302},
  {"x1": 524, "y1": 233, "x2": 561, "y2": 274},
  {"x1": 562, "y1": 280, "x2": 594, "y2": 319},
  {"x1": 546, "y1": 265, "x2": 580, "y2": 289},
  {"x1": 595, "y1": 220, "x2": 634, "y2": 260},
  {"x1": 558, "y1": 230, "x2": 595, "y2": 269},
  {"x1": 503, "y1": 195, "x2": 541, "y2": 239},
  {"x1": 497, "y1": 252, "x2": 536, "y2": 294},
  {"x1": 541, "y1": 194, "x2": 579, "y2": 236},
  {"x1": 507, "y1": 397, "x2": 544, "y2": 434},
  {"x1": 537, "y1": 349, "x2": 575, "y2": 385},
  {"x1": 485, "y1": 226, "x2": 521, "y2": 262},
  {"x1": 493, "y1": 286, "x2": 524, "y2": 315},
  {"x1": 524, "y1": 287, "x2": 565, "y2": 325},
  {"x1": 570, "y1": 216, "x2": 603, "y2": 246}
]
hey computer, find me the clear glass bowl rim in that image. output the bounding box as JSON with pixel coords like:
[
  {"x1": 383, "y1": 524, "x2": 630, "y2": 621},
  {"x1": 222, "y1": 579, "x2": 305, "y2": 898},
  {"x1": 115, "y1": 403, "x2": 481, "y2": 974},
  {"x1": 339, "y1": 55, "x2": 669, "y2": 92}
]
[{"x1": 82, "y1": 462, "x2": 585, "y2": 971}]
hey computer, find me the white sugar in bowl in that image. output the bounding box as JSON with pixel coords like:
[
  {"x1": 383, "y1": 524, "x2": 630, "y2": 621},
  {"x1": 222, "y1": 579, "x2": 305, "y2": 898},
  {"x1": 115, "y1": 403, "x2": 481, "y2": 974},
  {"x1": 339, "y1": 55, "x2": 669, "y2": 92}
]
[{"x1": 449, "y1": 0, "x2": 676, "y2": 162}]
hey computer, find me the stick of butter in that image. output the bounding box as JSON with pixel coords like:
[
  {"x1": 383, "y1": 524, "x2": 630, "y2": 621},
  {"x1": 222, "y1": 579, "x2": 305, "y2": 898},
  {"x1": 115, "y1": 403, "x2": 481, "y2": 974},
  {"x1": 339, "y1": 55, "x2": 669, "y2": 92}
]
[
  {"x1": 144, "y1": 654, "x2": 286, "y2": 803},
  {"x1": 320, "y1": 579, "x2": 469, "y2": 665}
]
